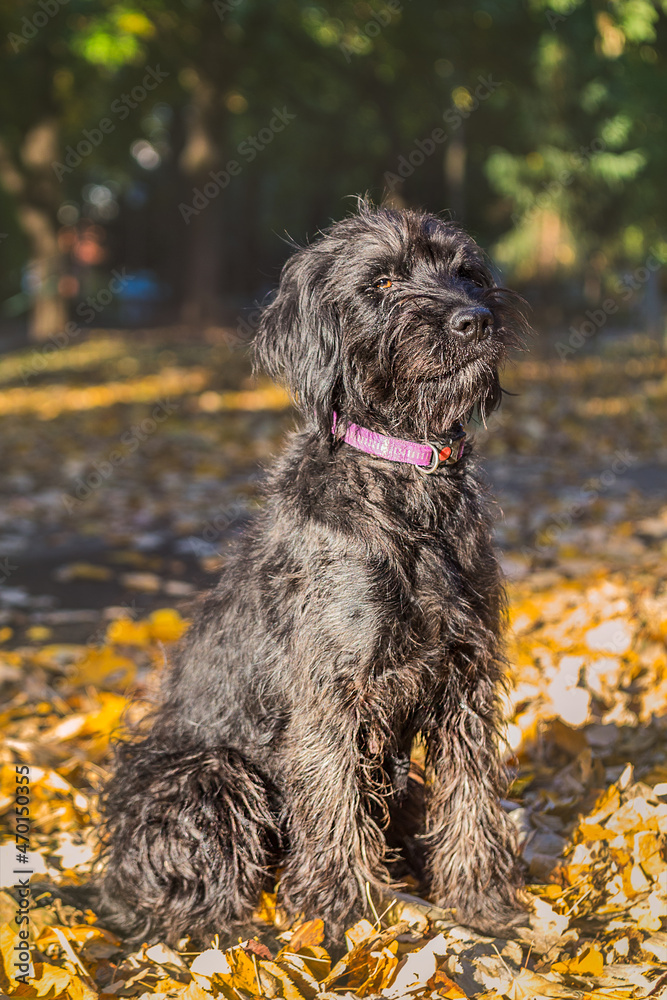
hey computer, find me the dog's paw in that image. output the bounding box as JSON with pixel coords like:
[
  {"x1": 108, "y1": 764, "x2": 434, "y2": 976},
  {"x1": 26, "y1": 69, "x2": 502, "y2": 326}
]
[
  {"x1": 438, "y1": 886, "x2": 532, "y2": 938},
  {"x1": 460, "y1": 903, "x2": 530, "y2": 939},
  {"x1": 439, "y1": 888, "x2": 531, "y2": 939}
]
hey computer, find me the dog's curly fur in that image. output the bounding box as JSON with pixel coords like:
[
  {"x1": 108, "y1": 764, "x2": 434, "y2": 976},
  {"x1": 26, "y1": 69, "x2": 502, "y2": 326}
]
[{"x1": 99, "y1": 202, "x2": 531, "y2": 946}]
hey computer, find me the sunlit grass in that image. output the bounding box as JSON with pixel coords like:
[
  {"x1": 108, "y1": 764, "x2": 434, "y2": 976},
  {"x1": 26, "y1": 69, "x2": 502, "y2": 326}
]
[
  {"x1": 0, "y1": 367, "x2": 209, "y2": 418},
  {"x1": 0, "y1": 335, "x2": 127, "y2": 386},
  {"x1": 0, "y1": 331, "x2": 292, "y2": 419}
]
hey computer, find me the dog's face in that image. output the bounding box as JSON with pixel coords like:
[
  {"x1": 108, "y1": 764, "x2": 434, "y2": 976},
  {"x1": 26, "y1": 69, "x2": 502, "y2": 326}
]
[{"x1": 256, "y1": 204, "x2": 529, "y2": 440}]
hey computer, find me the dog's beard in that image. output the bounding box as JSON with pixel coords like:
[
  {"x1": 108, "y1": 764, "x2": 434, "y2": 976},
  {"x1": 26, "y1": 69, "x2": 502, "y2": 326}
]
[
  {"x1": 343, "y1": 320, "x2": 505, "y2": 439},
  {"x1": 403, "y1": 361, "x2": 502, "y2": 439}
]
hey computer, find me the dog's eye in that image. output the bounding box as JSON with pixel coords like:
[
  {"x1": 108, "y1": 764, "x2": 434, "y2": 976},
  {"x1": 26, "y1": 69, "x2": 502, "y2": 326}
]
[
  {"x1": 459, "y1": 269, "x2": 485, "y2": 288},
  {"x1": 373, "y1": 277, "x2": 393, "y2": 290}
]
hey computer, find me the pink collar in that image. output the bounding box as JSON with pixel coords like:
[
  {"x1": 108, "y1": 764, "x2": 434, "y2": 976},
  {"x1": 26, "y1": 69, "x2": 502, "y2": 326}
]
[{"x1": 332, "y1": 413, "x2": 466, "y2": 474}]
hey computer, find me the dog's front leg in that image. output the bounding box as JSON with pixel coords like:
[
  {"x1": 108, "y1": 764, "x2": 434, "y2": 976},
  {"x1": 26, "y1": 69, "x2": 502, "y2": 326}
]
[
  {"x1": 422, "y1": 677, "x2": 525, "y2": 934},
  {"x1": 277, "y1": 705, "x2": 391, "y2": 938}
]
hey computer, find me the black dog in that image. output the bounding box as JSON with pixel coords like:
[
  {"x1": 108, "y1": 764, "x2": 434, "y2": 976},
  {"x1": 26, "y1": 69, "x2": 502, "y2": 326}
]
[{"x1": 100, "y1": 202, "x2": 530, "y2": 945}]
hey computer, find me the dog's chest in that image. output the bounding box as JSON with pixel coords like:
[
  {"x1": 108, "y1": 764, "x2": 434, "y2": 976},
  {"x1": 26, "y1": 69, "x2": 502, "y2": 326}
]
[{"x1": 273, "y1": 444, "x2": 499, "y2": 698}]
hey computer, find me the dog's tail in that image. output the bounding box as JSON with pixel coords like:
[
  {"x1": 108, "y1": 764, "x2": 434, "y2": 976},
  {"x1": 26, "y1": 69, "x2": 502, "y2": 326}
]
[{"x1": 96, "y1": 738, "x2": 277, "y2": 945}]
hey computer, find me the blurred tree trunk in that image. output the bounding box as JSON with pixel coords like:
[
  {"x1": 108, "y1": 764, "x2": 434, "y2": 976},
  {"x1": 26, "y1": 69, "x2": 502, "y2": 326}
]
[
  {"x1": 444, "y1": 127, "x2": 466, "y2": 223},
  {"x1": 641, "y1": 267, "x2": 663, "y2": 344},
  {"x1": 0, "y1": 119, "x2": 66, "y2": 341},
  {"x1": 179, "y1": 75, "x2": 225, "y2": 326}
]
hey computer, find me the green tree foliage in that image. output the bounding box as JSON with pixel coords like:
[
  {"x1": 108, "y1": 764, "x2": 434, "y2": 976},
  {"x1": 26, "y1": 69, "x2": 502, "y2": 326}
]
[{"x1": 0, "y1": 0, "x2": 666, "y2": 335}]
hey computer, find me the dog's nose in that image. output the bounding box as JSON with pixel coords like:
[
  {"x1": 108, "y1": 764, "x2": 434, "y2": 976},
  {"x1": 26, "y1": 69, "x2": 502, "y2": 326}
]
[{"x1": 450, "y1": 306, "x2": 493, "y2": 343}]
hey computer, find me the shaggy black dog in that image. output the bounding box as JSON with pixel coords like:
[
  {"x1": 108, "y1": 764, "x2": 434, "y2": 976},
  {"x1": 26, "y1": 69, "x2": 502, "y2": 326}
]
[{"x1": 99, "y1": 202, "x2": 531, "y2": 946}]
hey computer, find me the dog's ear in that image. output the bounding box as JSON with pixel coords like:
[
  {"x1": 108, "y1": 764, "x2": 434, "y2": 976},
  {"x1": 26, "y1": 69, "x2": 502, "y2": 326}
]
[{"x1": 254, "y1": 248, "x2": 341, "y2": 437}]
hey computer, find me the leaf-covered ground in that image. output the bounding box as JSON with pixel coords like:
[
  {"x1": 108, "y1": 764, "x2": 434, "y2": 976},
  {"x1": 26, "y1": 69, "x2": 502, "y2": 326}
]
[{"x1": 1, "y1": 327, "x2": 667, "y2": 999}]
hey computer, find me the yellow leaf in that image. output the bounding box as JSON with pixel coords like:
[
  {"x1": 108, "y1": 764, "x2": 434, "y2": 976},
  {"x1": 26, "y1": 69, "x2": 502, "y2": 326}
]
[
  {"x1": 588, "y1": 784, "x2": 621, "y2": 824},
  {"x1": 37, "y1": 923, "x2": 120, "y2": 951},
  {"x1": 106, "y1": 618, "x2": 152, "y2": 647},
  {"x1": 554, "y1": 944, "x2": 604, "y2": 977},
  {"x1": 293, "y1": 945, "x2": 331, "y2": 982},
  {"x1": 430, "y1": 968, "x2": 468, "y2": 998},
  {"x1": 0, "y1": 923, "x2": 21, "y2": 988},
  {"x1": 628, "y1": 863, "x2": 651, "y2": 894},
  {"x1": 356, "y1": 947, "x2": 399, "y2": 995},
  {"x1": 80, "y1": 692, "x2": 128, "y2": 737},
  {"x1": 344, "y1": 918, "x2": 375, "y2": 950},
  {"x1": 576, "y1": 822, "x2": 611, "y2": 842},
  {"x1": 26, "y1": 625, "x2": 52, "y2": 642},
  {"x1": 64, "y1": 972, "x2": 99, "y2": 1000},
  {"x1": 275, "y1": 952, "x2": 321, "y2": 996},
  {"x1": 70, "y1": 645, "x2": 135, "y2": 688},
  {"x1": 383, "y1": 943, "x2": 437, "y2": 998},
  {"x1": 227, "y1": 947, "x2": 261, "y2": 994},
  {"x1": 633, "y1": 831, "x2": 664, "y2": 878},
  {"x1": 288, "y1": 918, "x2": 325, "y2": 951},
  {"x1": 32, "y1": 643, "x2": 88, "y2": 670},
  {"x1": 526, "y1": 883, "x2": 563, "y2": 900},
  {"x1": 31, "y1": 960, "x2": 72, "y2": 997},
  {"x1": 605, "y1": 794, "x2": 654, "y2": 835},
  {"x1": 505, "y1": 967, "x2": 576, "y2": 998},
  {"x1": 253, "y1": 890, "x2": 295, "y2": 932},
  {"x1": 177, "y1": 981, "x2": 215, "y2": 1000},
  {"x1": 55, "y1": 562, "x2": 113, "y2": 581},
  {"x1": 261, "y1": 959, "x2": 307, "y2": 999},
  {"x1": 46, "y1": 714, "x2": 88, "y2": 741},
  {"x1": 0, "y1": 627, "x2": 12, "y2": 643},
  {"x1": 149, "y1": 608, "x2": 189, "y2": 643}
]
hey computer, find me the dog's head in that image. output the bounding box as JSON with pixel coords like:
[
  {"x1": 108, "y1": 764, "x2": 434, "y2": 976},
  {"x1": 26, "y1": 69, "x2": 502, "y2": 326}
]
[{"x1": 255, "y1": 202, "x2": 529, "y2": 440}]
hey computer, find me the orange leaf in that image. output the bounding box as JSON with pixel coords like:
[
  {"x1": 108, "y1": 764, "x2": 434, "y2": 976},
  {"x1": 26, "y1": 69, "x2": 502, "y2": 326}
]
[
  {"x1": 430, "y1": 968, "x2": 468, "y2": 998},
  {"x1": 254, "y1": 890, "x2": 278, "y2": 924},
  {"x1": 577, "y1": 822, "x2": 611, "y2": 842},
  {"x1": 260, "y1": 959, "x2": 307, "y2": 1000},
  {"x1": 31, "y1": 960, "x2": 72, "y2": 997},
  {"x1": 178, "y1": 981, "x2": 215, "y2": 1000},
  {"x1": 555, "y1": 944, "x2": 604, "y2": 977},
  {"x1": 290, "y1": 918, "x2": 325, "y2": 951}
]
